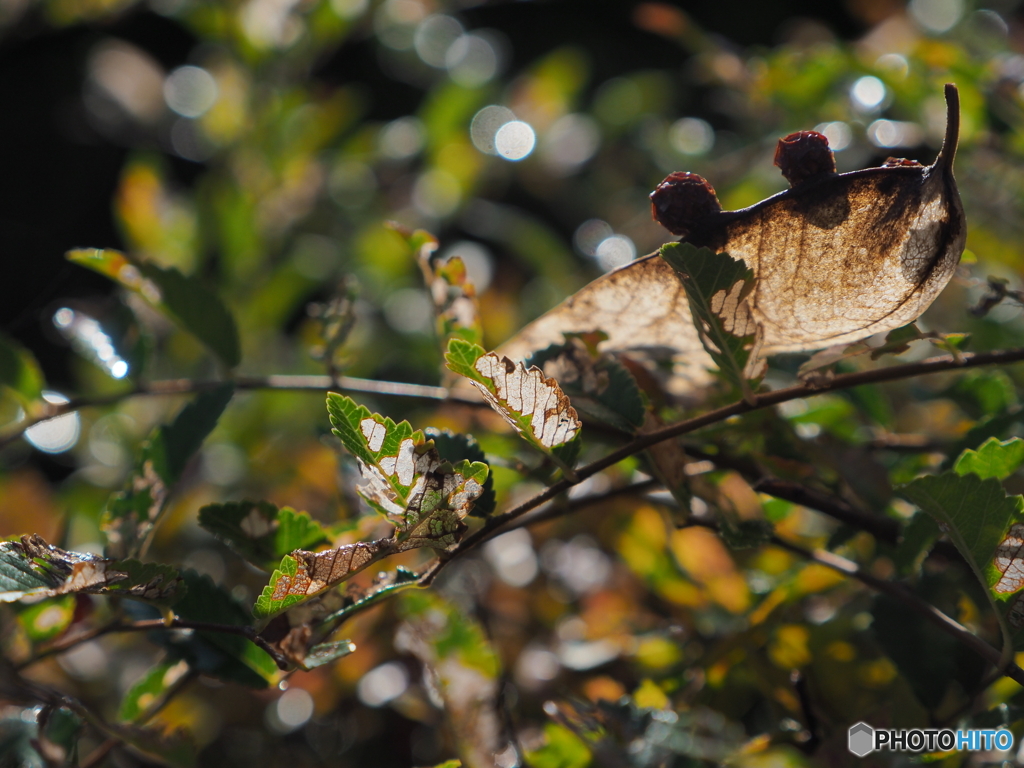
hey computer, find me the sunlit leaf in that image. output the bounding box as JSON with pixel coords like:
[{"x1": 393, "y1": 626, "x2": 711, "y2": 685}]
[
  {"x1": 525, "y1": 723, "x2": 591, "y2": 768},
  {"x1": 954, "y1": 438, "x2": 1024, "y2": 481},
  {"x1": 103, "y1": 385, "x2": 233, "y2": 558},
  {"x1": 446, "y1": 339, "x2": 581, "y2": 470},
  {"x1": 119, "y1": 660, "x2": 192, "y2": 722},
  {"x1": 198, "y1": 500, "x2": 332, "y2": 571},
  {"x1": 14, "y1": 595, "x2": 75, "y2": 642},
  {"x1": 67, "y1": 248, "x2": 241, "y2": 368},
  {"x1": 0, "y1": 535, "x2": 182, "y2": 604},
  {"x1": 427, "y1": 429, "x2": 496, "y2": 517}
]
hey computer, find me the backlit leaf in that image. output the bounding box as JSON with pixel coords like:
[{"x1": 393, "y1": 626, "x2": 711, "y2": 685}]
[
  {"x1": 527, "y1": 333, "x2": 646, "y2": 435},
  {"x1": 14, "y1": 595, "x2": 75, "y2": 643},
  {"x1": 198, "y1": 500, "x2": 332, "y2": 571},
  {"x1": 67, "y1": 248, "x2": 241, "y2": 368},
  {"x1": 446, "y1": 339, "x2": 582, "y2": 471},
  {"x1": 498, "y1": 85, "x2": 964, "y2": 395},
  {"x1": 660, "y1": 243, "x2": 765, "y2": 396}
]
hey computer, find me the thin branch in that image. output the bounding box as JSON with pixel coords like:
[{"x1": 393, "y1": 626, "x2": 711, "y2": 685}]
[
  {"x1": 0, "y1": 373, "x2": 481, "y2": 449},
  {"x1": 769, "y1": 535, "x2": 1024, "y2": 686},
  {"x1": 753, "y1": 479, "x2": 901, "y2": 544},
  {"x1": 16, "y1": 618, "x2": 287, "y2": 671},
  {"x1": 427, "y1": 345, "x2": 1024, "y2": 576}
]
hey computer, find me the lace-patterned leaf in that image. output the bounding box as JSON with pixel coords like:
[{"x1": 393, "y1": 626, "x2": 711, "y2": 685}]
[
  {"x1": 446, "y1": 339, "x2": 582, "y2": 470},
  {"x1": 660, "y1": 243, "x2": 765, "y2": 396}
]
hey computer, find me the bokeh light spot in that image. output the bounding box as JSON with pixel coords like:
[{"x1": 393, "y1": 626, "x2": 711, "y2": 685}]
[
  {"x1": 867, "y1": 119, "x2": 923, "y2": 148},
  {"x1": 446, "y1": 33, "x2": 499, "y2": 87},
  {"x1": 164, "y1": 65, "x2": 218, "y2": 118},
  {"x1": 267, "y1": 688, "x2": 314, "y2": 733},
  {"x1": 470, "y1": 105, "x2": 515, "y2": 155},
  {"x1": 484, "y1": 529, "x2": 538, "y2": 587},
  {"x1": 813, "y1": 121, "x2": 852, "y2": 151},
  {"x1": 850, "y1": 76, "x2": 887, "y2": 112},
  {"x1": 357, "y1": 662, "x2": 409, "y2": 707},
  {"x1": 383, "y1": 288, "x2": 433, "y2": 333},
  {"x1": 595, "y1": 235, "x2": 636, "y2": 272},
  {"x1": 494, "y1": 121, "x2": 535, "y2": 161},
  {"x1": 25, "y1": 392, "x2": 81, "y2": 454},
  {"x1": 908, "y1": 0, "x2": 964, "y2": 33},
  {"x1": 669, "y1": 117, "x2": 715, "y2": 155},
  {"x1": 541, "y1": 113, "x2": 600, "y2": 175},
  {"x1": 574, "y1": 219, "x2": 614, "y2": 257},
  {"x1": 413, "y1": 14, "x2": 463, "y2": 67}
]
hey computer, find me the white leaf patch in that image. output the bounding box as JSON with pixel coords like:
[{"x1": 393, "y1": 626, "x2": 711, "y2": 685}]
[
  {"x1": 472, "y1": 352, "x2": 580, "y2": 448},
  {"x1": 994, "y1": 523, "x2": 1024, "y2": 594}
]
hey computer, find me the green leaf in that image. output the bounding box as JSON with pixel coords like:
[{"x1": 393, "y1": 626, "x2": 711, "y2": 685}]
[
  {"x1": 67, "y1": 248, "x2": 240, "y2": 368},
  {"x1": 173, "y1": 571, "x2": 275, "y2": 687},
  {"x1": 14, "y1": 595, "x2": 75, "y2": 642},
  {"x1": 422, "y1": 252, "x2": 484, "y2": 350},
  {"x1": 198, "y1": 500, "x2": 332, "y2": 571},
  {"x1": 445, "y1": 339, "x2": 582, "y2": 472},
  {"x1": 525, "y1": 723, "x2": 592, "y2": 768},
  {"x1": 118, "y1": 659, "x2": 192, "y2": 722},
  {"x1": 527, "y1": 332, "x2": 647, "y2": 435},
  {"x1": 103, "y1": 385, "x2": 233, "y2": 558},
  {"x1": 900, "y1": 466, "x2": 1024, "y2": 651},
  {"x1": 0, "y1": 536, "x2": 182, "y2": 604},
  {"x1": 0, "y1": 332, "x2": 43, "y2": 402},
  {"x1": 954, "y1": 438, "x2": 1024, "y2": 481},
  {"x1": 660, "y1": 242, "x2": 765, "y2": 396},
  {"x1": 901, "y1": 472, "x2": 1024, "y2": 594}
]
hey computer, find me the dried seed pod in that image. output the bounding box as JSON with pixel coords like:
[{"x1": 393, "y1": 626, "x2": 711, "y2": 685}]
[
  {"x1": 500, "y1": 84, "x2": 965, "y2": 396},
  {"x1": 650, "y1": 172, "x2": 723, "y2": 236},
  {"x1": 774, "y1": 130, "x2": 836, "y2": 187}
]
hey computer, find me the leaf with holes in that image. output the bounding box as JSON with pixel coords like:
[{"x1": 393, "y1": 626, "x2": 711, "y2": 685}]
[
  {"x1": 445, "y1": 339, "x2": 582, "y2": 472},
  {"x1": 660, "y1": 243, "x2": 764, "y2": 398}
]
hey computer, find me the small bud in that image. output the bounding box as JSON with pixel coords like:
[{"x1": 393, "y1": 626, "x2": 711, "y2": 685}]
[
  {"x1": 882, "y1": 157, "x2": 924, "y2": 168},
  {"x1": 774, "y1": 131, "x2": 836, "y2": 187},
  {"x1": 650, "y1": 172, "x2": 722, "y2": 237}
]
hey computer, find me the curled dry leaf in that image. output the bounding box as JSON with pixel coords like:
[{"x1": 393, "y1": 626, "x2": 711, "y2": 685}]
[{"x1": 499, "y1": 85, "x2": 965, "y2": 395}]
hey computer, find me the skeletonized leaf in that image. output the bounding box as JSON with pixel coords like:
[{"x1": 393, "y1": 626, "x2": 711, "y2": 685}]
[
  {"x1": 67, "y1": 248, "x2": 241, "y2": 368},
  {"x1": 253, "y1": 540, "x2": 389, "y2": 620},
  {"x1": 498, "y1": 85, "x2": 964, "y2": 395},
  {"x1": 198, "y1": 500, "x2": 332, "y2": 571},
  {"x1": 426, "y1": 429, "x2": 496, "y2": 517},
  {"x1": 446, "y1": 339, "x2": 582, "y2": 470},
  {"x1": 661, "y1": 243, "x2": 765, "y2": 395},
  {"x1": 0, "y1": 535, "x2": 182, "y2": 604},
  {"x1": 422, "y1": 253, "x2": 483, "y2": 350},
  {"x1": 103, "y1": 385, "x2": 233, "y2": 558}
]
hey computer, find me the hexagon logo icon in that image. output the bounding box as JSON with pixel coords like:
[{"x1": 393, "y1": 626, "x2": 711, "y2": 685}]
[{"x1": 848, "y1": 722, "x2": 875, "y2": 757}]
